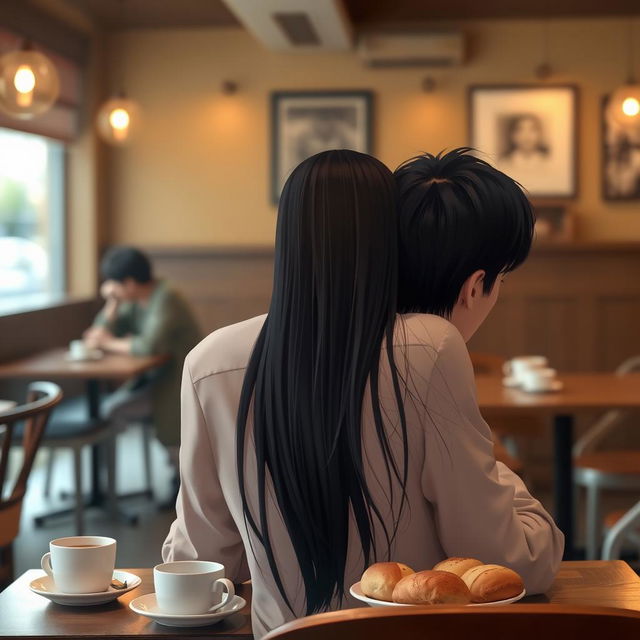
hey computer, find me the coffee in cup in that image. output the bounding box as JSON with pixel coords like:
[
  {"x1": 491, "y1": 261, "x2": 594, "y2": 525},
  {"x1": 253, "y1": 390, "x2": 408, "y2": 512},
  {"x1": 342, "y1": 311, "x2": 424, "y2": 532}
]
[
  {"x1": 41, "y1": 536, "x2": 116, "y2": 594},
  {"x1": 153, "y1": 561, "x2": 235, "y2": 615}
]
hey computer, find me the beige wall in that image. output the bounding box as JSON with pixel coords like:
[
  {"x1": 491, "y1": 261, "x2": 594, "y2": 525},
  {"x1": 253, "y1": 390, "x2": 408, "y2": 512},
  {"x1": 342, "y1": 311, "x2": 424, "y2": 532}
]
[{"x1": 108, "y1": 19, "x2": 640, "y2": 247}]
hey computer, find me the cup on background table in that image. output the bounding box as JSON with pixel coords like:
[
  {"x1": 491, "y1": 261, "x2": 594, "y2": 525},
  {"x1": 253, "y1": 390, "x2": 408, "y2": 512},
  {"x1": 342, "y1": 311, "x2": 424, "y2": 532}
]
[
  {"x1": 519, "y1": 367, "x2": 559, "y2": 392},
  {"x1": 41, "y1": 536, "x2": 116, "y2": 594},
  {"x1": 503, "y1": 355, "x2": 549, "y2": 384},
  {"x1": 68, "y1": 339, "x2": 89, "y2": 360},
  {"x1": 153, "y1": 561, "x2": 235, "y2": 615}
]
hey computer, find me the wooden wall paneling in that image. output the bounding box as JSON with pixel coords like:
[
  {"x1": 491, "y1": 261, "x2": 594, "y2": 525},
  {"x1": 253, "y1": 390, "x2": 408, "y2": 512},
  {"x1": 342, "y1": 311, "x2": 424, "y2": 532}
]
[{"x1": 595, "y1": 297, "x2": 640, "y2": 372}]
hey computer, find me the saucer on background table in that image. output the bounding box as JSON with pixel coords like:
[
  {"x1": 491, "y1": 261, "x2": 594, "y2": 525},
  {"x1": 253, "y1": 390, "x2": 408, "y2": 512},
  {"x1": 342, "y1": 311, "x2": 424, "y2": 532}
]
[
  {"x1": 349, "y1": 582, "x2": 526, "y2": 608},
  {"x1": 502, "y1": 376, "x2": 521, "y2": 388},
  {"x1": 129, "y1": 593, "x2": 246, "y2": 628},
  {"x1": 64, "y1": 349, "x2": 103, "y2": 362},
  {"x1": 521, "y1": 380, "x2": 564, "y2": 394},
  {"x1": 29, "y1": 570, "x2": 141, "y2": 606}
]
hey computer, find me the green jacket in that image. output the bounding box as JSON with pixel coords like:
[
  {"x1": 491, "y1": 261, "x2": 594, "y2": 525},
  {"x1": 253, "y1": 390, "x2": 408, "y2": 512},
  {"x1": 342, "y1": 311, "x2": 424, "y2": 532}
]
[{"x1": 96, "y1": 280, "x2": 201, "y2": 446}]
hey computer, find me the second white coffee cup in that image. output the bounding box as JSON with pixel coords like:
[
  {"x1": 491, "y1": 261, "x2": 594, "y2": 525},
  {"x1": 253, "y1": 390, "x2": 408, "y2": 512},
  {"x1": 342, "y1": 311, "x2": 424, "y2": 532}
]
[{"x1": 154, "y1": 561, "x2": 235, "y2": 615}]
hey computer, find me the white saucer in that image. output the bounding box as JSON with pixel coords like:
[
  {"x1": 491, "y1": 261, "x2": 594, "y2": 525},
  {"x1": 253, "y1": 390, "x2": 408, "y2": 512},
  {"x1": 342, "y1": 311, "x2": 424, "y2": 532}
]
[
  {"x1": 129, "y1": 593, "x2": 246, "y2": 627},
  {"x1": 349, "y1": 582, "x2": 526, "y2": 608},
  {"x1": 65, "y1": 349, "x2": 103, "y2": 362},
  {"x1": 29, "y1": 570, "x2": 141, "y2": 606}
]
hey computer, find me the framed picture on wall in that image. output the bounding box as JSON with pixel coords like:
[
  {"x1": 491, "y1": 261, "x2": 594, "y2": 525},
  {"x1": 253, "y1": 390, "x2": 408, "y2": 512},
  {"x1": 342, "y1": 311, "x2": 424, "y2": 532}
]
[
  {"x1": 469, "y1": 85, "x2": 578, "y2": 198},
  {"x1": 602, "y1": 95, "x2": 640, "y2": 200},
  {"x1": 270, "y1": 90, "x2": 373, "y2": 203}
]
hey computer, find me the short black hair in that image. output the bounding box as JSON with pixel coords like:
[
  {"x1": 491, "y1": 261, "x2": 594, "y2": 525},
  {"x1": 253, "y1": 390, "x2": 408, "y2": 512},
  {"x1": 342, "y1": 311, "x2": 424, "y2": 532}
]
[
  {"x1": 395, "y1": 148, "x2": 534, "y2": 317},
  {"x1": 100, "y1": 246, "x2": 152, "y2": 283}
]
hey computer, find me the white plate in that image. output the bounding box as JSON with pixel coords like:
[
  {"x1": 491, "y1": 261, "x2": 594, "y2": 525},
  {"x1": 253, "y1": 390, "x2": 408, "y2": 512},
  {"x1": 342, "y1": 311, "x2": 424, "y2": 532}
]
[
  {"x1": 64, "y1": 349, "x2": 103, "y2": 362},
  {"x1": 349, "y1": 582, "x2": 526, "y2": 607},
  {"x1": 521, "y1": 380, "x2": 564, "y2": 394},
  {"x1": 29, "y1": 570, "x2": 141, "y2": 606},
  {"x1": 129, "y1": 593, "x2": 246, "y2": 627}
]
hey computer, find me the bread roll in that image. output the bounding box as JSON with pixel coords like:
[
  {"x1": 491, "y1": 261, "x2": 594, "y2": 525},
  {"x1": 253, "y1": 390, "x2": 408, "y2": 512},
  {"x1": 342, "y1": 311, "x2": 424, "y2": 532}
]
[
  {"x1": 433, "y1": 557, "x2": 484, "y2": 578},
  {"x1": 461, "y1": 564, "x2": 524, "y2": 603},
  {"x1": 392, "y1": 570, "x2": 471, "y2": 605},
  {"x1": 360, "y1": 562, "x2": 415, "y2": 602}
]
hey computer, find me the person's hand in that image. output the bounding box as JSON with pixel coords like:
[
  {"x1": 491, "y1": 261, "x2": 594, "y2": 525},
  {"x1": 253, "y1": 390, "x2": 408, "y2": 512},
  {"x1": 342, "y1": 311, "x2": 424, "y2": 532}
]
[
  {"x1": 100, "y1": 281, "x2": 119, "y2": 301},
  {"x1": 83, "y1": 326, "x2": 113, "y2": 349}
]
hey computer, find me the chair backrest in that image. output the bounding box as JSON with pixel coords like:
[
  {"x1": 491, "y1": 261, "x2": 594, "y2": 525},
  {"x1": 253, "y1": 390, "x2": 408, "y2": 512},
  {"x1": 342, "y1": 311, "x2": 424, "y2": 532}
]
[
  {"x1": 573, "y1": 354, "x2": 640, "y2": 456},
  {"x1": 0, "y1": 381, "x2": 63, "y2": 548},
  {"x1": 262, "y1": 604, "x2": 640, "y2": 640},
  {"x1": 470, "y1": 352, "x2": 505, "y2": 377}
]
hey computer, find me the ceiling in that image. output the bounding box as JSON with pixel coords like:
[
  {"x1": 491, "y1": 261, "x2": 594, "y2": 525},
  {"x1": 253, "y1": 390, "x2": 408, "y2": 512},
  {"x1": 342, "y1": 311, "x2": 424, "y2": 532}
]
[
  {"x1": 63, "y1": 0, "x2": 240, "y2": 29},
  {"x1": 63, "y1": 0, "x2": 640, "y2": 31}
]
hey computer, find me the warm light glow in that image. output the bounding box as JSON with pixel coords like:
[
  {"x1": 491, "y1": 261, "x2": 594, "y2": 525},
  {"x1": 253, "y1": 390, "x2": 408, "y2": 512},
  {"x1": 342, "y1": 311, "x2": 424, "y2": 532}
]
[
  {"x1": 14, "y1": 65, "x2": 36, "y2": 93},
  {"x1": 622, "y1": 96, "x2": 640, "y2": 117},
  {"x1": 109, "y1": 108, "x2": 130, "y2": 130}
]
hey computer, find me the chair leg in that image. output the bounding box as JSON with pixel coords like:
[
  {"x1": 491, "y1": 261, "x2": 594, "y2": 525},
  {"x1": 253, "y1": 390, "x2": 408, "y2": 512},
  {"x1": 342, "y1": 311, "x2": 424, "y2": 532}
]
[
  {"x1": 142, "y1": 424, "x2": 153, "y2": 496},
  {"x1": 602, "y1": 500, "x2": 640, "y2": 560},
  {"x1": 105, "y1": 435, "x2": 118, "y2": 517},
  {"x1": 43, "y1": 448, "x2": 55, "y2": 498},
  {"x1": 72, "y1": 447, "x2": 84, "y2": 536},
  {"x1": 585, "y1": 482, "x2": 601, "y2": 560}
]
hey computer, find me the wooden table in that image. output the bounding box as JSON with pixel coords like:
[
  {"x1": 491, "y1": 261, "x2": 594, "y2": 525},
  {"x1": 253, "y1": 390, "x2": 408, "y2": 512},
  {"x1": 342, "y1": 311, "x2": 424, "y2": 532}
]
[
  {"x1": 0, "y1": 348, "x2": 168, "y2": 523},
  {"x1": 1, "y1": 562, "x2": 638, "y2": 638},
  {"x1": 476, "y1": 373, "x2": 640, "y2": 560}
]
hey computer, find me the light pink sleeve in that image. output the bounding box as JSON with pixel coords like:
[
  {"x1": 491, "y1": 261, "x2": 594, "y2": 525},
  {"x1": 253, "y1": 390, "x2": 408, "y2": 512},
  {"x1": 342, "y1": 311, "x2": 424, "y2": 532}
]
[
  {"x1": 420, "y1": 326, "x2": 564, "y2": 594},
  {"x1": 162, "y1": 357, "x2": 249, "y2": 582}
]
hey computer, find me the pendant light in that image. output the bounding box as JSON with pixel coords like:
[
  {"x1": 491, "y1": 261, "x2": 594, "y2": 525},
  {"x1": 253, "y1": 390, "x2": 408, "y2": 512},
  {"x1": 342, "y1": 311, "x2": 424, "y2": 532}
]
[
  {"x1": 0, "y1": 40, "x2": 60, "y2": 119},
  {"x1": 95, "y1": 0, "x2": 141, "y2": 146},
  {"x1": 608, "y1": 19, "x2": 640, "y2": 127}
]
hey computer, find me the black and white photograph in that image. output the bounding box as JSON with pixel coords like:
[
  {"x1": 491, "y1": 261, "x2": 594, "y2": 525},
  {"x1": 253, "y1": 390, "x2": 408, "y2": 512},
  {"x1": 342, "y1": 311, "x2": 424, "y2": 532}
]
[
  {"x1": 271, "y1": 91, "x2": 372, "y2": 203},
  {"x1": 603, "y1": 95, "x2": 640, "y2": 200},
  {"x1": 469, "y1": 85, "x2": 578, "y2": 198}
]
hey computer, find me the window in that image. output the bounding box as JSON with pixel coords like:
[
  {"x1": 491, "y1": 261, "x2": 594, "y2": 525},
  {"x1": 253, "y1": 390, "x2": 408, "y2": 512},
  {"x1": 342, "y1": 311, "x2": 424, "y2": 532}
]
[{"x1": 0, "y1": 127, "x2": 65, "y2": 303}]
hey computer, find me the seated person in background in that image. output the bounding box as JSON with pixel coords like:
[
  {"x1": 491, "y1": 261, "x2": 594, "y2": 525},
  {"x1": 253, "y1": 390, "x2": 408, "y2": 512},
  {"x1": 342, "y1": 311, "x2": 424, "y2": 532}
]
[{"x1": 84, "y1": 246, "x2": 201, "y2": 493}]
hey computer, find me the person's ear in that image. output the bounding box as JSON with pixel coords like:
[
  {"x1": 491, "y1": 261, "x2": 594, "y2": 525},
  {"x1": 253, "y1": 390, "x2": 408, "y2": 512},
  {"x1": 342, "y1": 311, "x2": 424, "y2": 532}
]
[{"x1": 458, "y1": 270, "x2": 486, "y2": 310}]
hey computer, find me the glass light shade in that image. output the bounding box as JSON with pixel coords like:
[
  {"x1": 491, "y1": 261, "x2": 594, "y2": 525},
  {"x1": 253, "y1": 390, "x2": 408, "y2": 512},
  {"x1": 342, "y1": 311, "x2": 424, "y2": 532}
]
[
  {"x1": 608, "y1": 84, "x2": 640, "y2": 127},
  {"x1": 0, "y1": 48, "x2": 60, "y2": 119},
  {"x1": 96, "y1": 97, "x2": 141, "y2": 146}
]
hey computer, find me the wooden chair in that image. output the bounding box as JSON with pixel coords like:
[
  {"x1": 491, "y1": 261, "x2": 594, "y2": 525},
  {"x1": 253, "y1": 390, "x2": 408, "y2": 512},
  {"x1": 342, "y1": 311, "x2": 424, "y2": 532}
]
[
  {"x1": 0, "y1": 382, "x2": 63, "y2": 589},
  {"x1": 572, "y1": 355, "x2": 640, "y2": 559},
  {"x1": 262, "y1": 605, "x2": 640, "y2": 640}
]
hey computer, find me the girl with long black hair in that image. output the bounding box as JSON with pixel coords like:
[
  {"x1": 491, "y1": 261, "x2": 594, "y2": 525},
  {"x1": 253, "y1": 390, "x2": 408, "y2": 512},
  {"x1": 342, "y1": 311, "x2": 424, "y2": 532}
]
[{"x1": 163, "y1": 149, "x2": 562, "y2": 638}]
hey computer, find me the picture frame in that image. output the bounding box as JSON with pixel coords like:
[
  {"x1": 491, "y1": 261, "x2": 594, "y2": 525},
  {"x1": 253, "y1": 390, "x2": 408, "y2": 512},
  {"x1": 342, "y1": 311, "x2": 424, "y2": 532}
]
[
  {"x1": 468, "y1": 85, "x2": 579, "y2": 199},
  {"x1": 270, "y1": 90, "x2": 373, "y2": 203},
  {"x1": 602, "y1": 95, "x2": 640, "y2": 201}
]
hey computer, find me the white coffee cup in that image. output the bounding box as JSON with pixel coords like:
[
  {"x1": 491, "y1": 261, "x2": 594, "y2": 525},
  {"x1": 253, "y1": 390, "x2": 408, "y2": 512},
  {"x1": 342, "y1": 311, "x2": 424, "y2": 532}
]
[
  {"x1": 520, "y1": 367, "x2": 558, "y2": 392},
  {"x1": 41, "y1": 536, "x2": 116, "y2": 594},
  {"x1": 503, "y1": 356, "x2": 548, "y2": 380},
  {"x1": 154, "y1": 561, "x2": 235, "y2": 615},
  {"x1": 69, "y1": 339, "x2": 89, "y2": 360}
]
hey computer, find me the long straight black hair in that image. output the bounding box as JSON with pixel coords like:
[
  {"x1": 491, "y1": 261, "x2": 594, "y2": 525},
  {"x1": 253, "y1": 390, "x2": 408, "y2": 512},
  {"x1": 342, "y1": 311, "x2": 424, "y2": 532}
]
[{"x1": 236, "y1": 150, "x2": 409, "y2": 615}]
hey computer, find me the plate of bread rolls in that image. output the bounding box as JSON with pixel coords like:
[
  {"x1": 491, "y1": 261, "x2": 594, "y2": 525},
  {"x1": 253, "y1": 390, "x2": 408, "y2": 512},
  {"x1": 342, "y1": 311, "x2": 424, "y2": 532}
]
[{"x1": 350, "y1": 558, "x2": 525, "y2": 607}]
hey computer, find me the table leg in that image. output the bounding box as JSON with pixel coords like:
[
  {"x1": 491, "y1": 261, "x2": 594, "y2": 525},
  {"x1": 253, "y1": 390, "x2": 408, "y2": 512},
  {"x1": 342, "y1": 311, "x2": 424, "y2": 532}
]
[
  {"x1": 87, "y1": 379, "x2": 103, "y2": 505},
  {"x1": 554, "y1": 414, "x2": 574, "y2": 560}
]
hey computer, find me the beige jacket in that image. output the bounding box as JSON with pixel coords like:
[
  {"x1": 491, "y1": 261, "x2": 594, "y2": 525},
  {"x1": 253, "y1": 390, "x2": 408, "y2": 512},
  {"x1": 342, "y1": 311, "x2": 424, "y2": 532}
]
[{"x1": 162, "y1": 313, "x2": 564, "y2": 638}]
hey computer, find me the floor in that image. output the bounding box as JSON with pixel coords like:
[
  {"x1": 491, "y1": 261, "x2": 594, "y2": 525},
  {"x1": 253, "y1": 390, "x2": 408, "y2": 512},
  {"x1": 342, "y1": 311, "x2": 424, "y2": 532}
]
[{"x1": 9, "y1": 430, "x2": 640, "y2": 579}]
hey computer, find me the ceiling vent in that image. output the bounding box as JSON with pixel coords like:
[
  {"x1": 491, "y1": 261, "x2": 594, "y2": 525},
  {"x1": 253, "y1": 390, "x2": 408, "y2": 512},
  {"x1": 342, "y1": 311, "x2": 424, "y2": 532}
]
[
  {"x1": 358, "y1": 31, "x2": 465, "y2": 67},
  {"x1": 222, "y1": 0, "x2": 352, "y2": 51}
]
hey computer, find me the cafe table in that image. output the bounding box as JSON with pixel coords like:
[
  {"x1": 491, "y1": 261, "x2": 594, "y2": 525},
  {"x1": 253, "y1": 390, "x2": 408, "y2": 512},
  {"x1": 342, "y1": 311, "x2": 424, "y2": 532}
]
[
  {"x1": 476, "y1": 373, "x2": 640, "y2": 560},
  {"x1": 0, "y1": 561, "x2": 639, "y2": 638},
  {"x1": 0, "y1": 348, "x2": 169, "y2": 523}
]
